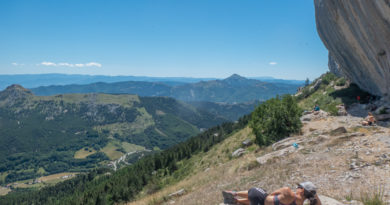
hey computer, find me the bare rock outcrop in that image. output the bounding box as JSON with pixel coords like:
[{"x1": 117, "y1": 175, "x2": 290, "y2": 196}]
[
  {"x1": 328, "y1": 53, "x2": 343, "y2": 77},
  {"x1": 315, "y1": 0, "x2": 390, "y2": 98}
]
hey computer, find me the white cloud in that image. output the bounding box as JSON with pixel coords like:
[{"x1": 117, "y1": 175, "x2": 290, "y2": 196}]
[
  {"x1": 58, "y1": 62, "x2": 74, "y2": 67},
  {"x1": 11, "y1": 62, "x2": 24, "y2": 66},
  {"x1": 85, "y1": 62, "x2": 102, "y2": 67},
  {"x1": 40, "y1": 61, "x2": 102, "y2": 68},
  {"x1": 41, "y1": 62, "x2": 57, "y2": 66},
  {"x1": 269, "y1": 62, "x2": 277, "y2": 66}
]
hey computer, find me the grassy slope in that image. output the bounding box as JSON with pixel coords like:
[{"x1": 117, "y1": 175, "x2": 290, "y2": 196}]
[
  {"x1": 74, "y1": 148, "x2": 97, "y2": 159},
  {"x1": 101, "y1": 142, "x2": 124, "y2": 160},
  {"x1": 100, "y1": 140, "x2": 145, "y2": 160},
  {"x1": 128, "y1": 73, "x2": 378, "y2": 205},
  {"x1": 298, "y1": 73, "x2": 371, "y2": 115},
  {"x1": 128, "y1": 126, "x2": 261, "y2": 205}
]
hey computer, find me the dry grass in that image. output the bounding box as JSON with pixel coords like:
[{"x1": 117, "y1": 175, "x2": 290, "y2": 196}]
[
  {"x1": 128, "y1": 116, "x2": 390, "y2": 205},
  {"x1": 8, "y1": 172, "x2": 77, "y2": 192},
  {"x1": 0, "y1": 172, "x2": 7, "y2": 182},
  {"x1": 121, "y1": 142, "x2": 145, "y2": 153},
  {"x1": 74, "y1": 147, "x2": 97, "y2": 159},
  {"x1": 360, "y1": 188, "x2": 386, "y2": 205},
  {"x1": 38, "y1": 172, "x2": 76, "y2": 182},
  {"x1": 0, "y1": 187, "x2": 11, "y2": 196},
  {"x1": 101, "y1": 141, "x2": 124, "y2": 160},
  {"x1": 349, "y1": 126, "x2": 371, "y2": 134},
  {"x1": 127, "y1": 127, "x2": 256, "y2": 205}
]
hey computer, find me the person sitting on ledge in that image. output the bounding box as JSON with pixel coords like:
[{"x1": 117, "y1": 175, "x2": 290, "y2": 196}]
[
  {"x1": 222, "y1": 181, "x2": 322, "y2": 205},
  {"x1": 362, "y1": 112, "x2": 376, "y2": 126}
]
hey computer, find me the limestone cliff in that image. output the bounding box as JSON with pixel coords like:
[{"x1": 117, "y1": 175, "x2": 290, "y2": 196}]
[
  {"x1": 328, "y1": 53, "x2": 343, "y2": 77},
  {"x1": 315, "y1": 0, "x2": 390, "y2": 97}
]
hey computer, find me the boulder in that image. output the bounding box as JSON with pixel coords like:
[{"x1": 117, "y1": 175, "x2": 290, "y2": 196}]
[
  {"x1": 300, "y1": 110, "x2": 329, "y2": 122},
  {"x1": 168, "y1": 189, "x2": 186, "y2": 198},
  {"x1": 330, "y1": 127, "x2": 347, "y2": 136},
  {"x1": 303, "y1": 111, "x2": 312, "y2": 115},
  {"x1": 316, "y1": 195, "x2": 345, "y2": 205},
  {"x1": 242, "y1": 139, "x2": 253, "y2": 147},
  {"x1": 336, "y1": 104, "x2": 347, "y2": 116},
  {"x1": 374, "y1": 114, "x2": 390, "y2": 121},
  {"x1": 301, "y1": 116, "x2": 312, "y2": 122},
  {"x1": 232, "y1": 148, "x2": 246, "y2": 157},
  {"x1": 309, "y1": 79, "x2": 322, "y2": 92}
]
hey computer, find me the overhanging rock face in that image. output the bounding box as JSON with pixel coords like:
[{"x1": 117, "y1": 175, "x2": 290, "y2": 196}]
[{"x1": 315, "y1": 0, "x2": 390, "y2": 97}]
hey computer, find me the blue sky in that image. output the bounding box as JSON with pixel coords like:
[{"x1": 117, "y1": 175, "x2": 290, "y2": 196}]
[{"x1": 0, "y1": 0, "x2": 328, "y2": 80}]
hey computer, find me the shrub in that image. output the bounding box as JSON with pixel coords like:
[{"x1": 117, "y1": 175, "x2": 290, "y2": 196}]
[
  {"x1": 336, "y1": 77, "x2": 347, "y2": 86},
  {"x1": 324, "y1": 102, "x2": 339, "y2": 116},
  {"x1": 379, "y1": 108, "x2": 388, "y2": 114},
  {"x1": 322, "y1": 72, "x2": 337, "y2": 85},
  {"x1": 250, "y1": 95, "x2": 302, "y2": 146},
  {"x1": 344, "y1": 192, "x2": 353, "y2": 201},
  {"x1": 300, "y1": 88, "x2": 312, "y2": 99}
]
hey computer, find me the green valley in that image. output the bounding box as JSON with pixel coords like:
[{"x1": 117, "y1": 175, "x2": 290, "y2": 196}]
[{"x1": 0, "y1": 85, "x2": 228, "y2": 185}]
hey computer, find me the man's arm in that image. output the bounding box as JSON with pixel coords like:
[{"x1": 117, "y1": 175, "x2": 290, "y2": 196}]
[
  {"x1": 314, "y1": 194, "x2": 322, "y2": 205},
  {"x1": 269, "y1": 187, "x2": 287, "y2": 196}
]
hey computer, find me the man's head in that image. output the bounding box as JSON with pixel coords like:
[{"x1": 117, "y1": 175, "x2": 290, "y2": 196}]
[
  {"x1": 297, "y1": 181, "x2": 316, "y2": 196},
  {"x1": 297, "y1": 181, "x2": 318, "y2": 205}
]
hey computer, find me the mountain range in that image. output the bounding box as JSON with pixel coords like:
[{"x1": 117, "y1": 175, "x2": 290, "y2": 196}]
[
  {"x1": 31, "y1": 74, "x2": 301, "y2": 103},
  {"x1": 0, "y1": 73, "x2": 305, "y2": 90}
]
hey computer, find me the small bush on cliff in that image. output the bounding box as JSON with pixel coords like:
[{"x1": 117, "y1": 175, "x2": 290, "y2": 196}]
[
  {"x1": 250, "y1": 95, "x2": 302, "y2": 146},
  {"x1": 336, "y1": 77, "x2": 347, "y2": 86},
  {"x1": 322, "y1": 72, "x2": 338, "y2": 85}
]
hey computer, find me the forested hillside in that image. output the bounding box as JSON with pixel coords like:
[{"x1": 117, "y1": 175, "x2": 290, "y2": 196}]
[
  {"x1": 0, "y1": 114, "x2": 250, "y2": 204},
  {"x1": 187, "y1": 100, "x2": 259, "y2": 121},
  {"x1": 0, "y1": 85, "x2": 228, "y2": 184}
]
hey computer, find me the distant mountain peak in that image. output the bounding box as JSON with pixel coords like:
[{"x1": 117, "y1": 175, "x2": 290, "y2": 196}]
[
  {"x1": 224, "y1": 74, "x2": 247, "y2": 81},
  {"x1": 6, "y1": 84, "x2": 28, "y2": 90},
  {"x1": 227, "y1": 74, "x2": 245, "y2": 79},
  {"x1": 0, "y1": 84, "x2": 33, "y2": 101},
  {"x1": 4, "y1": 84, "x2": 32, "y2": 94}
]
